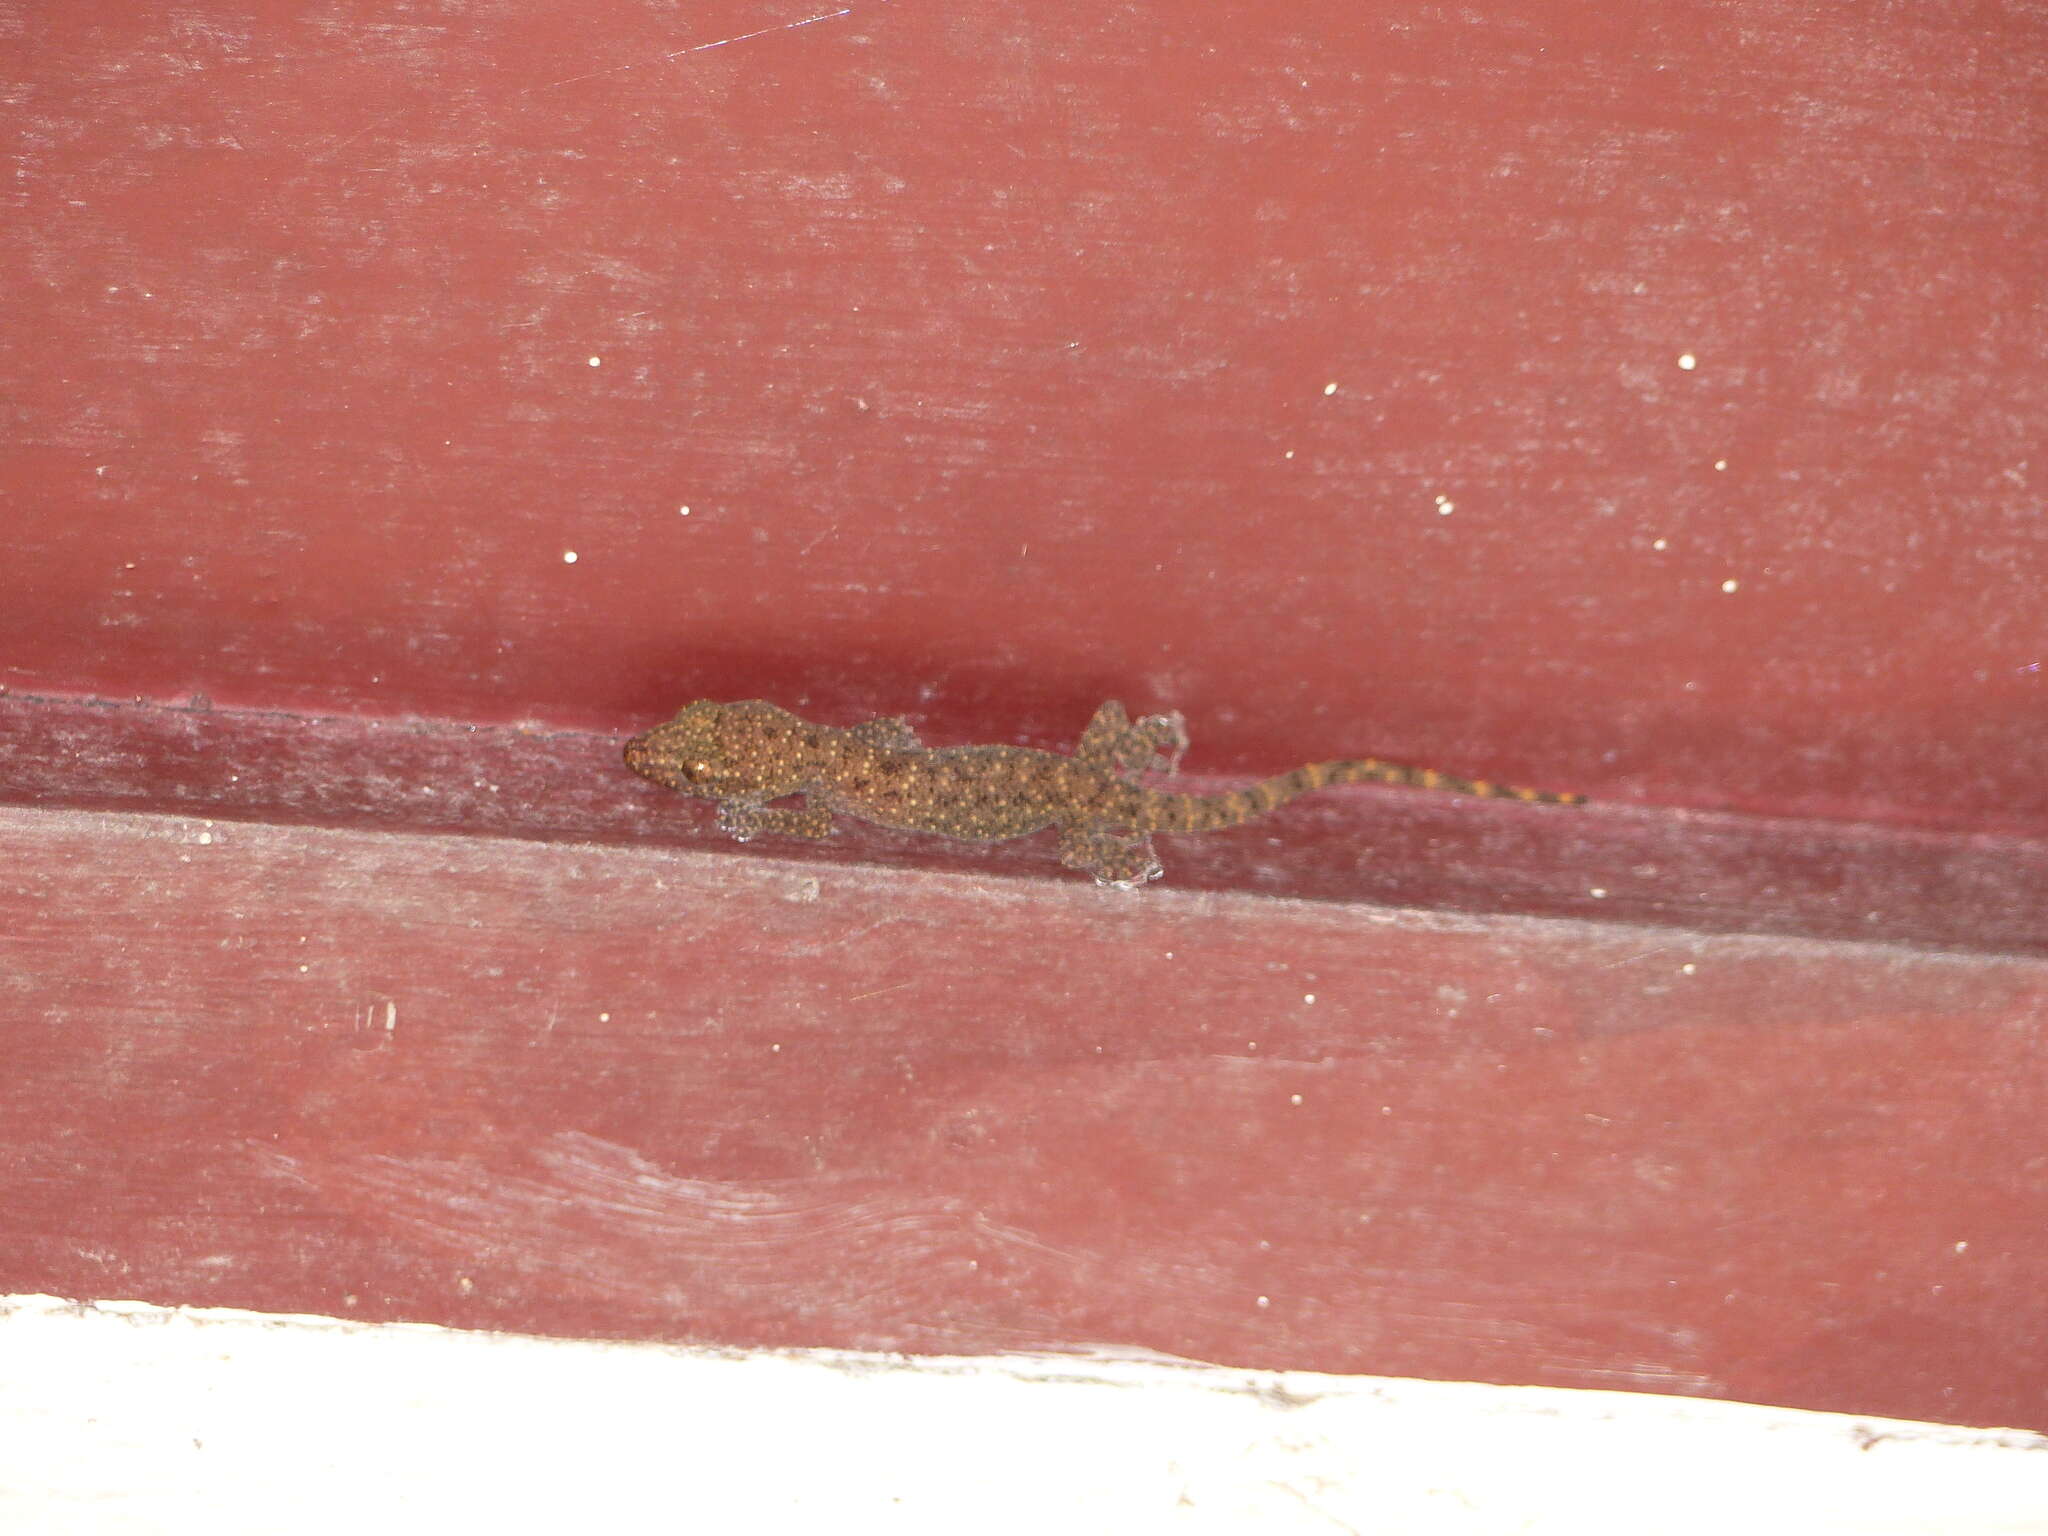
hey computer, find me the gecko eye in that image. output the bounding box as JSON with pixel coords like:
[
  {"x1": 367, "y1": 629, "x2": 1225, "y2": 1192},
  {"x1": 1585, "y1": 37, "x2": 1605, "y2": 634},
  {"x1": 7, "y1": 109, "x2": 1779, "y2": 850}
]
[{"x1": 681, "y1": 760, "x2": 717, "y2": 784}]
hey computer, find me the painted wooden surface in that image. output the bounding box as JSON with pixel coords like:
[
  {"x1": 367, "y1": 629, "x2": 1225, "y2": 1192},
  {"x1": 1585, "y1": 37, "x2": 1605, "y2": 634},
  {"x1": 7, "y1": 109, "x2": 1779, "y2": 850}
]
[
  {"x1": 4, "y1": 802, "x2": 2044, "y2": 1430},
  {"x1": 4, "y1": 693, "x2": 2045, "y2": 956},
  {"x1": 3, "y1": 0, "x2": 2044, "y2": 1446},
  {"x1": 5, "y1": 1, "x2": 2045, "y2": 830}
]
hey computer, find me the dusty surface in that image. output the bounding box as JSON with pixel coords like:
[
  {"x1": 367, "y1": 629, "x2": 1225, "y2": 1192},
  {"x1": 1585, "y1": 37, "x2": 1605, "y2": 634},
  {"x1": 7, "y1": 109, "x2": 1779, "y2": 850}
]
[{"x1": 4, "y1": 802, "x2": 2044, "y2": 1430}]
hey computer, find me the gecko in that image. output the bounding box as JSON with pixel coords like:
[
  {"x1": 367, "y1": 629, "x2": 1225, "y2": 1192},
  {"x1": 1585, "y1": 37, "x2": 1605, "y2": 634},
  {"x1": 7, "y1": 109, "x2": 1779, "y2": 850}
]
[{"x1": 624, "y1": 699, "x2": 1583, "y2": 887}]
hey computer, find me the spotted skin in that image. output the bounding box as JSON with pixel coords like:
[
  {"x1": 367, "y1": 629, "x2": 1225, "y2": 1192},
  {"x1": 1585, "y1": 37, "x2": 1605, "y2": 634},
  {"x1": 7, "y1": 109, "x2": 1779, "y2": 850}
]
[{"x1": 624, "y1": 699, "x2": 1583, "y2": 888}]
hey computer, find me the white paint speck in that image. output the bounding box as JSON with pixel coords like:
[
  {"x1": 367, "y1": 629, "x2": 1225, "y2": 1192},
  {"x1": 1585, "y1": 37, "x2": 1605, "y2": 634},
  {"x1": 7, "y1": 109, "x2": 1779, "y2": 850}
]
[
  {"x1": 1713, "y1": 459, "x2": 1728, "y2": 471},
  {"x1": 1322, "y1": 381, "x2": 1338, "y2": 396},
  {"x1": 598, "y1": 1012, "x2": 610, "y2": 1023},
  {"x1": 1652, "y1": 538, "x2": 1668, "y2": 551},
  {"x1": 1283, "y1": 449, "x2": 1295, "y2": 460},
  {"x1": 587, "y1": 356, "x2": 601, "y2": 367},
  {"x1": 1302, "y1": 993, "x2": 1315, "y2": 1005},
  {"x1": 1954, "y1": 1240, "x2": 1968, "y2": 1254},
  {"x1": 1590, "y1": 887, "x2": 1608, "y2": 898},
  {"x1": 1720, "y1": 578, "x2": 1739, "y2": 593},
  {"x1": 1255, "y1": 1295, "x2": 1271, "y2": 1309},
  {"x1": 563, "y1": 551, "x2": 578, "y2": 564},
  {"x1": 1434, "y1": 494, "x2": 1455, "y2": 515},
  {"x1": 678, "y1": 505, "x2": 691, "y2": 516},
  {"x1": 1680, "y1": 963, "x2": 1697, "y2": 975},
  {"x1": 1678, "y1": 353, "x2": 1697, "y2": 370},
  {"x1": 1289, "y1": 1094, "x2": 1304, "y2": 1106},
  {"x1": 197, "y1": 832, "x2": 213, "y2": 845}
]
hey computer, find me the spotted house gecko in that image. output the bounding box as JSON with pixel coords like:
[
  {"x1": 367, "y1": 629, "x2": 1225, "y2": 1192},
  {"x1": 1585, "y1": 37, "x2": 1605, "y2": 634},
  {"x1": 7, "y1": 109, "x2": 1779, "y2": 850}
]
[
  {"x1": 622, "y1": 700, "x2": 1581, "y2": 888},
  {"x1": 624, "y1": 699, "x2": 1583, "y2": 887}
]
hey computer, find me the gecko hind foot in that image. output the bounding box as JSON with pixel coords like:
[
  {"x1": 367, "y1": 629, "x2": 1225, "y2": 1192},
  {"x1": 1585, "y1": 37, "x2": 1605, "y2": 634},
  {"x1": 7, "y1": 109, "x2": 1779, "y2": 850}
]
[
  {"x1": 1077, "y1": 700, "x2": 1189, "y2": 780},
  {"x1": 1133, "y1": 710, "x2": 1189, "y2": 776}
]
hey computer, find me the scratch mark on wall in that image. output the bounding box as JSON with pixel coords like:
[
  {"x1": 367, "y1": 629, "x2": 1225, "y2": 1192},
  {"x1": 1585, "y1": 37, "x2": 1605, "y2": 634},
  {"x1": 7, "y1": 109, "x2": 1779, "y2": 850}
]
[
  {"x1": 541, "y1": 5, "x2": 875, "y2": 92},
  {"x1": 1598, "y1": 945, "x2": 1676, "y2": 970},
  {"x1": 847, "y1": 980, "x2": 913, "y2": 1002},
  {"x1": 309, "y1": 4, "x2": 891, "y2": 161},
  {"x1": 311, "y1": 113, "x2": 403, "y2": 164},
  {"x1": 690, "y1": 9, "x2": 855, "y2": 55}
]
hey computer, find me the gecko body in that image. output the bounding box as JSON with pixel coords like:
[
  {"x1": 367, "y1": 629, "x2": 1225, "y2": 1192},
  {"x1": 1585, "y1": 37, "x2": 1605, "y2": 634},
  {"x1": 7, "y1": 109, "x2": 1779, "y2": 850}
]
[{"x1": 625, "y1": 699, "x2": 1581, "y2": 887}]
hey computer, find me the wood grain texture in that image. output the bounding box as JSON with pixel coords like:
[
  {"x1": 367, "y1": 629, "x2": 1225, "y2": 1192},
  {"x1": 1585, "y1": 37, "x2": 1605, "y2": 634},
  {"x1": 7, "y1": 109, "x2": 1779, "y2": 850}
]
[{"x1": 4, "y1": 802, "x2": 2044, "y2": 1430}]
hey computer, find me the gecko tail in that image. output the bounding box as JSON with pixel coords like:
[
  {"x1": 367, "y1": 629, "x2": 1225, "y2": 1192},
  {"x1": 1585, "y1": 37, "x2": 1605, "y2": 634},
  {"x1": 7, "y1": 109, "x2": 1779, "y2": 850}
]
[
  {"x1": 1149, "y1": 759, "x2": 1584, "y2": 832},
  {"x1": 1319, "y1": 758, "x2": 1586, "y2": 806}
]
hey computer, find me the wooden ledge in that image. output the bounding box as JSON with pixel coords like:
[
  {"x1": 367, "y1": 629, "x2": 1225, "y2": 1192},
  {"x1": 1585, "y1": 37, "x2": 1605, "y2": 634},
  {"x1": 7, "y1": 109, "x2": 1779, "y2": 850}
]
[{"x1": 3, "y1": 691, "x2": 2044, "y2": 956}]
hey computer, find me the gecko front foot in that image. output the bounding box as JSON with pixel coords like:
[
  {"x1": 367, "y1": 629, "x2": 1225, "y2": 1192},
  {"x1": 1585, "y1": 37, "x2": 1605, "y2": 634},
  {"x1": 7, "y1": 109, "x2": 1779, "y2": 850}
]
[
  {"x1": 717, "y1": 801, "x2": 835, "y2": 842},
  {"x1": 1057, "y1": 823, "x2": 1164, "y2": 888},
  {"x1": 716, "y1": 802, "x2": 765, "y2": 841}
]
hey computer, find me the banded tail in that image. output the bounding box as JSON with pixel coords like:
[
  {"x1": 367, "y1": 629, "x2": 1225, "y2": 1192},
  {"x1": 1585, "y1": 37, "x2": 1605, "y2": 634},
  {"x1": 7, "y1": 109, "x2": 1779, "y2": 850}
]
[{"x1": 1141, "y1": 758, "x2": 1584, "y2": 833}]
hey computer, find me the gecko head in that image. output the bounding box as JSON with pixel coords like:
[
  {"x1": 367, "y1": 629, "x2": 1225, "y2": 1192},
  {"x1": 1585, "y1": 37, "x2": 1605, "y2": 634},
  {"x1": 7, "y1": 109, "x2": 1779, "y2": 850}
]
[
  {"x1": 623, "y1": 699, "x2": 741, "y2": 796},
  {"x1": 624, "y1": 699, "x2": 805, "y2": 799}
]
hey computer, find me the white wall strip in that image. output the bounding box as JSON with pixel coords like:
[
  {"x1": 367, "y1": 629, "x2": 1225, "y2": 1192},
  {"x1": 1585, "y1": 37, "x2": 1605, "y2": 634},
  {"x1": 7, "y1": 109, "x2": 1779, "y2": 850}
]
[{"x1": 3, "y1": 1294, "x2": 2043, "y2": 1534}]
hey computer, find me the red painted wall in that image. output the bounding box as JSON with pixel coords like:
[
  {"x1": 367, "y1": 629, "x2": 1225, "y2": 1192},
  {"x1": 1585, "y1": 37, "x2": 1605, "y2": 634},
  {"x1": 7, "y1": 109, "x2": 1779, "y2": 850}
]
[
  {"x1": 7, "y1": 1, "x2": 2044, "y2": 831},
  {"x1": 4, "y1": 0, "x2": 2046, "y2": 1438}
]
